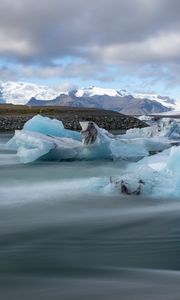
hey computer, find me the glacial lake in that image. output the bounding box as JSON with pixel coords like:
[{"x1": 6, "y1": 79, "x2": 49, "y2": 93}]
[{"x1": 0, "y1": 132, "x2": 180, "y2": 300}]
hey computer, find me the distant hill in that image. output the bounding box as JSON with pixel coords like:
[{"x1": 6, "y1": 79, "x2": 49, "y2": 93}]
[
  {"x1": 0, "y1": 81, "x2": 178, "y2": 115},
  {"x1": 28, "y1": 92, "x2": 171, "y2": 115}
]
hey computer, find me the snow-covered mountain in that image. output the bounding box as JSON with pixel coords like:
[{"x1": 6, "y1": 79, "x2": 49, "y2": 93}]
[
  {"x1": 74, "y1": 87, "x2": 177, "y2": 110},
  {"x1": 132, "y1": 92, "x2": 176, "y2": 110},
  {"x1": 0, "y1": 81, "x2": 66, "y2": 105},
  {"x1": 75, "y1": 87, "x2": 129, "y2": 98},
  {"x1": 0, "y1": 81, "x2": 179, "y2": 115}
]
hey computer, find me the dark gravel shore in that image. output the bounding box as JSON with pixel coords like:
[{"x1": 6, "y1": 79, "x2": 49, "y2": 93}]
[{"x1": 0, "y1": 105, "x2": 146, "y2": 131}]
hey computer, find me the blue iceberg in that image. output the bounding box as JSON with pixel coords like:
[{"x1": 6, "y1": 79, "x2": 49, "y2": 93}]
[
  {"x1": 6, "y1": 115, "x2": 175, "y2": 164},
  {"x1": 125, "y1": 118, "x2": 180, "y2": 140},
  {"x1": 23, "y1": 114, "x2": 81, "y2": 140},
  {"x1": 7, "y1": 130, "x2": 82, "y2": 163},
  {"x1": 109, "y1": 144, "x2": 180, "y2": 198}
]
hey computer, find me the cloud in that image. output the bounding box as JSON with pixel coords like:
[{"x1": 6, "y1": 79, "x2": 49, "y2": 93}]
[
  {"x1": 0, "y1": 0, "x2": 180, "y2": 63},
  {"x1": 0, "y1": 66, "x2": 19, "y2": 81},
  {"x1": 1, "y1": 0, "x2": 180, "y2": 90},
  {"x1": 90, "y1": 31, "x2": 180, "y2": 64},
  {"x1": 0, "y1": 62, "x2": 111, "y2": 83}
]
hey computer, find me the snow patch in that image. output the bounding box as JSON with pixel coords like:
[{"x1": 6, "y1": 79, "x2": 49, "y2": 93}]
[{"x1": 75, "y1": 87, "x2": 120, "y2": 97}]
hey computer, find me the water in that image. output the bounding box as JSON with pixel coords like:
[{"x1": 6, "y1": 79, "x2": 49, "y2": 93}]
[{"x1": 1, "y1": 133, "x2": 180, "y2": 299}]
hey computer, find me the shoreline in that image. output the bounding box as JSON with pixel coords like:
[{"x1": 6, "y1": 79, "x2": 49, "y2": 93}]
[{"x1": 0, "y1": 105, "x2": 146, "y2": 131}]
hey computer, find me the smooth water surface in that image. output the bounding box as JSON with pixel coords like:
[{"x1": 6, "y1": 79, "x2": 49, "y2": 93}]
[{"x1": 0, "y1": 133, "x2": 180, "y2": 300}]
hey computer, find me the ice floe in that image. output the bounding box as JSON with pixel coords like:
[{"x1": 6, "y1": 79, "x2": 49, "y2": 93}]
[
  {"x1": 5, "y1": 114, "x2": 180, "y2": 197},
  {"x1": 23, "y1": 114, "x2": 81, "y2": 140},
  {"x1": 110, "y1": 145, "x2": 180, "y2": 198},
  {"x1": 6, "y1": 115, "x2": 180, "y2": 164},
  {"x1": 125, "y1": 118, "x2": 180, "y2": 140}
]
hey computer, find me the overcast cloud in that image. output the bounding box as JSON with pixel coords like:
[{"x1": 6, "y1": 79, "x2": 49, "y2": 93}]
[{"x1": 0, "y1": 0, "x2": 180, "y2": 94}]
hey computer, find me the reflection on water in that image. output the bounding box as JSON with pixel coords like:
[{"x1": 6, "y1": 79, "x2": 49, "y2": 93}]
[{"x1": 0, "y1": 133, "x2": 180, "y2": 300}]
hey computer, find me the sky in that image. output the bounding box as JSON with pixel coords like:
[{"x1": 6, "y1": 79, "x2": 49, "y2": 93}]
[{"x1": 1, "y1": 0, "x2": 180, "y2": 99}]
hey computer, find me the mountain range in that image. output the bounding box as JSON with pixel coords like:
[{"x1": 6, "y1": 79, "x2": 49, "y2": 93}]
[{"x1": 0, "y1": 81, "x2": 179, "y2": 115}]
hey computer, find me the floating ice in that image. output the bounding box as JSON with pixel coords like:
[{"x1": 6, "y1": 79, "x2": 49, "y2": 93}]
[
  {"x1": 14, "y1": 131, "x2": 54, "y2": 163},
  {"x1": 80, "y1": 121, "x2": 113, "y2": 146},
  {"x1": 80, "y1": 121, "x2": 170, "y2": 160},
  {"x1": 6, "y1": 116, "x2": 176, "y2": 163},
  {"x1": 7, "y1": 130, "x2": 82, "y2": 163},
  {"x1": 23, "y1": 114, "x2": 81, "y2": 140},
  {"x1": 5, "y1": 115, "x2": 180, "y2": 198},
  {"x1": 109, "y1": 145, "x2": 180, "y2": 198},
  {"x1": 137, "y1": 115, "x2": 156, "y2": 126},
  {"x1": 125, "y1": 118, "x2": 180, "y2": 140},
  {"x1": 6, "y1": 115, "x2": 81, "y2": 162}
]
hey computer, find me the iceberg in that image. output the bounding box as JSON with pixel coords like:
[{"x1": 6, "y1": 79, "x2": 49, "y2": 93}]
[
  {"x1": 80, "y1": 121, "x2": 170, "y2": 160},
  {"x1": 6, "y1": 115, "x2": 175, "y2": 163},
  {"x1": 80, "y1": 121, "x2": 113, "y2": 145},
  {"x1": 125, "y1": 118, "x2": 180, "y2": 140},
  {"x1": 23, "y1": 114, "x2": 81, "y2": 141},
  {"x1": 7, "y1": 130, "x2": 82, "y2": 163},
  {"x1": 137, "y1": 115, "x2": 156, "y2": 126},
  {"x1": 109, "y1": 145, "x2": 180, "y2": 198},
  {"x1": 5, "y1": 114, "x2": 180, "y2": 198}
]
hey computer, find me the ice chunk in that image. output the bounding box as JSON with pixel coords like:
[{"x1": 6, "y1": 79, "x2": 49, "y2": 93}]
[
  {"x1": 14, "y1": 130, "x2": 54, "y2": 163},
  {"x1": 137, "y1": 115, "x2": 157, "y2": 126},
  {"x1": 7, "y1": 130, "x2": 82, "y2": 163},
  {"x1": 109, "y1": 145, "x2": 180, "y2": 198},
  {"x1": 105, "y1": 135, "x2": 169, "y2": 161},
  {"x1": 23, "y1": 114, "x2": 81, "y2": 140},
  {"x1": 125, "y1": 118, "x2": 180, "y2": 140},
  {"x1": 110, "y1": 164, "x2": 158, "y2": 196},
  {"x1": 80, "y1": 121, "x2": 169, "y2": 160},
  {"x1": 80, "y1": 121, "x2": 113, "y2": 145},
  {"x1": 6, "y1": 117, "x2": 174, "y2": 164}
]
